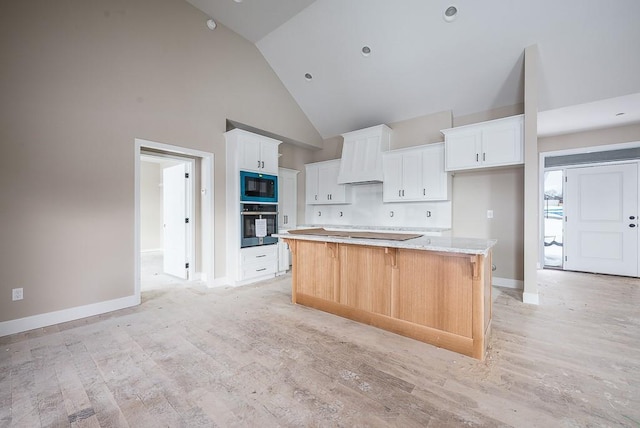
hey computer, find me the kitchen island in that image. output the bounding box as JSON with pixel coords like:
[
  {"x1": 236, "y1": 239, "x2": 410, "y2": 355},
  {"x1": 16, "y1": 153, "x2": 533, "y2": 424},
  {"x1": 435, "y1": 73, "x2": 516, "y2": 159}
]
[{"x1": 276, "y1": 229, "x2": 496, "y2": 360}]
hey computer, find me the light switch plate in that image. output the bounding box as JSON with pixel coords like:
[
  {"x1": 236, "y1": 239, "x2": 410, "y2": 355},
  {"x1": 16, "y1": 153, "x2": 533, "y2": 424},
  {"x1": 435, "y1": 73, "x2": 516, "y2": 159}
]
[
  {"x1": 12, "y1": 288, "x2": 23, "y2": 301},
  {"x1": 487, "y1": 210, "x2": 494, "y2": 219}
]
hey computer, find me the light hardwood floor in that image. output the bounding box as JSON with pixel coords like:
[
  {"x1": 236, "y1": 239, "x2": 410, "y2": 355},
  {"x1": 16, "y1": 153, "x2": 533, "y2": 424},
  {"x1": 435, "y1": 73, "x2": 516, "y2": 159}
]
[{"x1": 1, "y1": 270, "x2": 638, "y2": 427}]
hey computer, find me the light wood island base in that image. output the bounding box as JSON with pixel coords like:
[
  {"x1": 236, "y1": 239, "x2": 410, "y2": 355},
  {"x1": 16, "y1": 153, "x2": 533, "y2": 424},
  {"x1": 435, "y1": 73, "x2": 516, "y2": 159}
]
[{"x1": 283, "y1": 238, "x2": 492, "y2": 360}]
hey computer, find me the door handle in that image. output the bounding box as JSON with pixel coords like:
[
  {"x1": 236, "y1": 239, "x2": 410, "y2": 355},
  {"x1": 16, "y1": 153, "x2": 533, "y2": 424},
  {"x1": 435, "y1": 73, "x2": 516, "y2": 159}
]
[
  {"x1": 483, "y1": 153, "x2": 486, "y2": 161},
  {"x1": 423, "y1": 188, "x2": 426, "y2": 196},
  {"x1": 262, "y1": 161, "x2": 265, "y2": 168},
  {"x1": 258, "y1": 160, "x2": 261, "y2": 169},
  {"x1": 476, "y1": 153, "x2": 479, "y2": 162}
]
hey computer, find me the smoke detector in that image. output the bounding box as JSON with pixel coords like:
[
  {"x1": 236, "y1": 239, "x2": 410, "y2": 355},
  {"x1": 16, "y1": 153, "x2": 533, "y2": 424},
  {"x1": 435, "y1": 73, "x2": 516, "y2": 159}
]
[{"x1": 443, "y1": 6, "x2": 459, "y2": 22}]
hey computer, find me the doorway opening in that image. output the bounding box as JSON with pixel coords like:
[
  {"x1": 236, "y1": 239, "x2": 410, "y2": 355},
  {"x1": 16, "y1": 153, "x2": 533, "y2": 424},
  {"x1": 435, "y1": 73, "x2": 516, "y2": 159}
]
[
  {"x1": 140, "y1": 153, "x2": 194, "y2": 290},
  {"x1": 134, "y1": 139, "x2": 214, "y2": 299},
  {"x1": 539, "y1": 141, "x2": 640, "y2": 278}
]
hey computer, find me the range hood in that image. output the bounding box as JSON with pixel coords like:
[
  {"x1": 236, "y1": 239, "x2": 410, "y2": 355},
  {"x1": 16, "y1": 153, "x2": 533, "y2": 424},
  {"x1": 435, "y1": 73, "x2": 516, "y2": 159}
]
[{"x1": 337, "y1": 124, "x2": 392, "y2": 184}]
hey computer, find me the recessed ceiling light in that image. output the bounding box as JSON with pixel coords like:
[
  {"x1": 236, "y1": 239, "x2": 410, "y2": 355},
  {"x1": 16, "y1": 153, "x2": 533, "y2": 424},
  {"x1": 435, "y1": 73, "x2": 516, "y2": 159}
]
[
  {"x1": 233, "y1": 0, "x2": 243, "y2": 3},
  {"x1": 304, "y1": 73, "x2": 313, "y2": 81},
  {"x1": 615, "y1": 112, "x2": 625, "y2": 116},
  {"x1": 361, "y1": 46, "x2": 371, "y2": 57},
  {"x1": 443, "y1": 5, "x2": 458, "y2": 22}
]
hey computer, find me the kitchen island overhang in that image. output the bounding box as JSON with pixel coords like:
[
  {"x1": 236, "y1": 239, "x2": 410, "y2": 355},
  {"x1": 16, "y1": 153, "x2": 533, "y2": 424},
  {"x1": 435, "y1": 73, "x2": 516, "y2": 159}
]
[{"x1": 276, "y1": 230, "x2": 497, "y2": 360}]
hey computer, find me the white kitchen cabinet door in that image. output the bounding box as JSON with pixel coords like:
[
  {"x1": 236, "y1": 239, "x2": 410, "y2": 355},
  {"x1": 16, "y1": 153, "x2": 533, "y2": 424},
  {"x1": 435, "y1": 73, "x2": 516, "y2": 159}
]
[
  {"x1": 420, "y1": 143, "x2": 449, "y2": 201},
  {"x1": 278, "y1": 168, "x2": 298, "y2": 229},
  {"x1": 306, "y1": 160, "x2": 350, "y2": 205},
  {"x1": 237, "y1": 134, "x2": 280, "y2": 175},
  {"x1": 237, "y1": 134, "x2": 263, "y2": 172},
  {"x1": 318, "y1": 161, "x2": 347, "y2": 203},
  {"x1": 443, "y1": 114, "x2": 523, "y2": 171},
  {"x1": 259, "y1": 141, "x2": 280, "y2": 175},
  {"x1": 383, "y1": 145, "x2": 448, "y2": 202},
  {"x1": 444, "y1": 131, "x2": 481, "y2": 171},
  {"x1": 382, "y1": 152, "x2": 404, "y2": 202},
  {"x1": 481, "y1": 121, "x2": 523, "y2": 168},
  {"x1": 305, "y1": 163, "x2": 320, "y2": 204}
]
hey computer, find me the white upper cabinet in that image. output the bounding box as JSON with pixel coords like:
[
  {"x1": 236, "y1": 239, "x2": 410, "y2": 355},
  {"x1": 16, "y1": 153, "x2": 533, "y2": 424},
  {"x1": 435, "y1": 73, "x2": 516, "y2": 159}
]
[
  {"x1": 306, "y1": 159, "x2": 350, "y2": 205},
  {"x1": 232, "y1": 129, "x2": 281, "y2": 175},
  {"x1": 442, "y1": 114, "x2": 524, "y2": 171},
  {"x1": 278, "y1": 167, "x2": 299, "y2": 229},
  {"x1": 338, "y1": 125, "x2": 392, "y2": 184},
  {"x1": 382, "y1": 143, "x2": 450, "y2": 202}
]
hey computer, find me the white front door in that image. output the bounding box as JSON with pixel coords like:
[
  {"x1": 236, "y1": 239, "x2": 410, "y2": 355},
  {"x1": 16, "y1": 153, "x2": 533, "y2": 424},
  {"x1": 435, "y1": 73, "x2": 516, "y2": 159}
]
[
  {"x1": 564, "y1": 162, "x2": 638, "y2": 277},
  {"x1": 163, "y1": 163, "x2": 188, "y2": 279}
]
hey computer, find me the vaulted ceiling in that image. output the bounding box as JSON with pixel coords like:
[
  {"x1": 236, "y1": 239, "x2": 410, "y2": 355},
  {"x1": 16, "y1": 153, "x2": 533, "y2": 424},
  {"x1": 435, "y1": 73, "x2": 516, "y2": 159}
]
[{"x1": 187, "y1": 0, "x2": 640, "y2": 139}]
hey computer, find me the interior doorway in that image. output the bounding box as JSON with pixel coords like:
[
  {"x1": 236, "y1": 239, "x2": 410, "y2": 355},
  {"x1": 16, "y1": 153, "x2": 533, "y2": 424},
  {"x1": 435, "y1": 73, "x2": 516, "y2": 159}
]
[
  {"x1": 140, "y1": 154, "x2": 195, "y2": 290},
  {"x1": 135, "y1": 139, "x2": 214, "y2": 298}
]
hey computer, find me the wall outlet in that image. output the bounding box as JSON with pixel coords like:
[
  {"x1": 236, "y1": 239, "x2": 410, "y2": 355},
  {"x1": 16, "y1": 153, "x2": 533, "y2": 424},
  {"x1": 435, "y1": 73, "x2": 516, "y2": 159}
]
[
  {"x1": 487, "y1": 210, "x2": 494, "y2": 219},
  {"x1": 12, "y1": 288, "x2": 23, "y2": 301}
]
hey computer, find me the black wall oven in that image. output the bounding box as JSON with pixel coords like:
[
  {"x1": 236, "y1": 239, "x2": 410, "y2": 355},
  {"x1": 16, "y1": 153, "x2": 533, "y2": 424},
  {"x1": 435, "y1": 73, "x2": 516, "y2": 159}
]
[{"x1": 240, "y1": 204, "x2": 278, "y2": 248}]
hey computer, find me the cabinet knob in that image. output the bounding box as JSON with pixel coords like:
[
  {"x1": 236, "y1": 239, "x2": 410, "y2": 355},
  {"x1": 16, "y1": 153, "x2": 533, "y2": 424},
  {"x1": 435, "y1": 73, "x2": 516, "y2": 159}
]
[
  {"x1": 390, "y1": 211, "x2": 394, "y2": 217},
  {"x1": 426, "y1": 211, "x2": 432, "y2": 217},
  {"x1": 631, "y1": 224, "x2": 637, "y2": 228},
  {"x1": 630, "y1": 216, "x2": 636, "y2": 220}
]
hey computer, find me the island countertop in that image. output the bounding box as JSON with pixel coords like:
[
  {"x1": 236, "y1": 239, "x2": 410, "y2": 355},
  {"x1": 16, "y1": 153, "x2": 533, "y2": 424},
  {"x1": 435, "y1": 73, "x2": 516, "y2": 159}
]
[{"x1": 275, "y1": 229, "x2": 496, "y2": 256}]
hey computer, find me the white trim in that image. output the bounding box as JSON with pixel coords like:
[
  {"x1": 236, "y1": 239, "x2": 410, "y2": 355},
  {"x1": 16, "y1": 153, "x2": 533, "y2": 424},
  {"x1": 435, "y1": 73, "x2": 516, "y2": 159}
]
[
  {"x1": 0, "y1": 295, "x2": 139, "y2": 337},
  {"x1": 141, "y1": 248, "x2": 163, "y2": 253},
  {"x1": 523, "y1": 292, "x2": 540, "y2": 305},
  {"x1": 134, "y1": 139, "x2": 215, "y2": 302},
  {"x1": 211, "y1": 277, "x2": 230, "y2": 288},
  {"x1": 492, "y1": 276, "x2": 524, "y2": 289}
]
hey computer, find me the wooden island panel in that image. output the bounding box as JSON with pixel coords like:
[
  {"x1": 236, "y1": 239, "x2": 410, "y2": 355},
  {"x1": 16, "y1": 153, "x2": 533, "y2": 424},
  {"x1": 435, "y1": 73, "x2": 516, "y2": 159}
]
[
  {"x1": 395, "y1": 250, "x2": 473, "y2": 338},
  {"x1": 290, "y1": 240, "x2": 339, "y2": 303},
  {"x1": 338, "y1": 244, "x2": 393, "y2": 316},
  {"x1": 284, "y1": 237, "x2": 492, "y2": 360}
]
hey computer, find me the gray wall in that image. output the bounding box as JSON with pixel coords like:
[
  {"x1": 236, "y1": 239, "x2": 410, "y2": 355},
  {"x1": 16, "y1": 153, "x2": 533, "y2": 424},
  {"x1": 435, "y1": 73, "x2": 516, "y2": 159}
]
[
  {"x1": 0, "y1": 0, "x2": 322, "y2": 323},
  {"x1": 140, "y1": 162, "x2": 163, "y2": 251}
]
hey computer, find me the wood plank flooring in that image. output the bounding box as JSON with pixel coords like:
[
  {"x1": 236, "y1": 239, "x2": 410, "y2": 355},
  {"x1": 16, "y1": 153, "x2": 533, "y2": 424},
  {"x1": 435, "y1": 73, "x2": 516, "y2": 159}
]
[{"x1": 1, "y1": 269, "x2": 638, "y2": 427}]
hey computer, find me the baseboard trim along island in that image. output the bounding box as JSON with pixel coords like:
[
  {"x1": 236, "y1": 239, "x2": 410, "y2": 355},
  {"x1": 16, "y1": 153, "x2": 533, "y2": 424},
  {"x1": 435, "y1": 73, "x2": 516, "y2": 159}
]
[{"x1": 276, "y1": 229, "x2": 497, "y2": 360}]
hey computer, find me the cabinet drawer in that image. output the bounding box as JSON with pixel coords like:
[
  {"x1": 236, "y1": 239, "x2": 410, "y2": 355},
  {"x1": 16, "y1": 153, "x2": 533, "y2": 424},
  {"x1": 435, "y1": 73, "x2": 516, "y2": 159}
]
[
  {"x1": 240, "y1": 245, "x2": 277, "y2": 264},
  {"x1": 240, "y1": 261, "x2": 277, "y2": 280}
]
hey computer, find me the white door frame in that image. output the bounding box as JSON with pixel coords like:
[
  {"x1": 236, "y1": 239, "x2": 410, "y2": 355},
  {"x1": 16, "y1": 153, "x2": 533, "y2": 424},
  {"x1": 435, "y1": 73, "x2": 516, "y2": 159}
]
[
  {"x1": 141, "y1": 153, "x2": 195, "y2": 281},
  {"x1": 539, "y1": 140, "x2": 640, "y2": 269},
  {"x1": 135, "y1": 138, "x2": 214, "y2": 298}
]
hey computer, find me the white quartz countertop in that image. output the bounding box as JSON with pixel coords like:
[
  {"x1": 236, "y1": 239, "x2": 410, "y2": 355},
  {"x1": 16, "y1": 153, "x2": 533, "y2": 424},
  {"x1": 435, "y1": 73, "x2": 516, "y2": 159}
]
[
  {"x1": 275, "y1": 230, "x2": 496, "y2": 256},
  {"x1": 296, "y1": 224, "x2": 451, "y2": 233}
]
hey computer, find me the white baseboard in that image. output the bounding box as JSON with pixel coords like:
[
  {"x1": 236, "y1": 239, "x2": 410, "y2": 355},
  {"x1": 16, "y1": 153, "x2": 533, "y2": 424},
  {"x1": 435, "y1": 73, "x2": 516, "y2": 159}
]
[
  {"x1": 210, "y1": 277, "x2": 230, "y2": 288},
  {"x1": 492, "y1": 276, "x2": 524, "y2": 289},
  {"x1": 141, "y1": 248, "x2": 162, "y2": 253},
  {"x1": 523, "y1": 292, "x2": 540, "y2": 305},
  {"x1": 0, "y1": 294, "x2": 140, "y2": 338}
]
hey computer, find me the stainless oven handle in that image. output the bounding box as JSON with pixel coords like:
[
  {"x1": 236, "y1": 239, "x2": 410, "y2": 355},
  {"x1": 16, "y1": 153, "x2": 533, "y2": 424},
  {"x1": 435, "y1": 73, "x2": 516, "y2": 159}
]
[{"x1": 241, "y1": 212, "x2": 278, "y2": 215}]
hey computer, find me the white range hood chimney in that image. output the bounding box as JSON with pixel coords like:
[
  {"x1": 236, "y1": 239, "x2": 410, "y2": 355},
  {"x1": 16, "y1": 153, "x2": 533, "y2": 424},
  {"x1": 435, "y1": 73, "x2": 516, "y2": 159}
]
[{"x1": 337, "y1": 124, "x2": 392, "y2": 184}]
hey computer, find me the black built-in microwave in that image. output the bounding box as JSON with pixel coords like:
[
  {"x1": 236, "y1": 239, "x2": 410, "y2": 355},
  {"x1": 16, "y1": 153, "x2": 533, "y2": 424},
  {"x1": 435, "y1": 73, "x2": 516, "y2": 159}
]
[{"x1": 240, "y1": 171, "x2": 278, "y2": 203}]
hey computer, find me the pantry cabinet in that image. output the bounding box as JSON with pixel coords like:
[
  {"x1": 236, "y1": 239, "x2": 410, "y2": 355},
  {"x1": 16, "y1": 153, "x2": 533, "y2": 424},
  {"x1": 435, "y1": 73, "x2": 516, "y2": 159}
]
[
  {"x1": 382, "y1": 143, "x2": 450, "y2": 202},
  {"x1": 442, "y1": 114, "x2": 523, "y2": 171},
  {"x1": 278, "y1": 168, "x2": 299, "y2": 229},
  {"x1": 306, "y1": 160, "x2": 350, "y2": 205}
]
